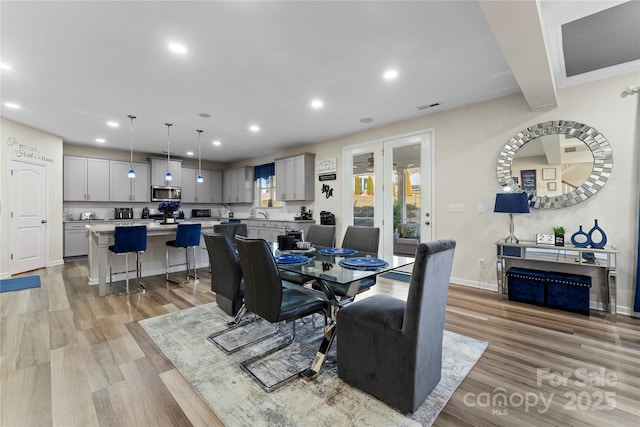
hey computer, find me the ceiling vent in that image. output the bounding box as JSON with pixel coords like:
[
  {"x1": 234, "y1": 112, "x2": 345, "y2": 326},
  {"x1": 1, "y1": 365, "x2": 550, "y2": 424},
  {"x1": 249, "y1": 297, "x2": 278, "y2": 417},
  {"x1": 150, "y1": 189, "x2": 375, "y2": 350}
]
[{"x1": 416, "y1": 102, "x2": 441, "y2": 110}]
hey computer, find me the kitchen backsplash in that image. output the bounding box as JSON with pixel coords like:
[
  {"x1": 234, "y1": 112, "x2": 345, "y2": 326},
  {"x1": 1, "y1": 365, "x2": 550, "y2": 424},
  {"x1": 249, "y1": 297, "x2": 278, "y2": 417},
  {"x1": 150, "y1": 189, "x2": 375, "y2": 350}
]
[{"x1": 63, "y1": 201, "x2": 315, "y2": 221}]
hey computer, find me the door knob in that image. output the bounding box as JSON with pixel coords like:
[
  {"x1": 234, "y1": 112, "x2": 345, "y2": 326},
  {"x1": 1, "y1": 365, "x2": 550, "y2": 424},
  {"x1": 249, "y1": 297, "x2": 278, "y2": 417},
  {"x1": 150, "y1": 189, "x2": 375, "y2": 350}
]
[
  {"x1": 425, "y1": 212, "x2": 430, "y2": 217},
  {"x1": 41, "y1": 219, "x2": 48, "y2": 224},
  {"x1": 425, "y1": 221, "x2": 430, "y2": 226}
]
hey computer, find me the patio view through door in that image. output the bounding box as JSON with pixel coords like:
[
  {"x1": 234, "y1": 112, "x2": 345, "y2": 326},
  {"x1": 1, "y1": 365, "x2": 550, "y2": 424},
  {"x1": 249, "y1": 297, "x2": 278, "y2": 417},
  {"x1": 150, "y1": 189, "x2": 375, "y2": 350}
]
[{"x1": 343, "y1": 130, "x2": 433, "y2": 259}]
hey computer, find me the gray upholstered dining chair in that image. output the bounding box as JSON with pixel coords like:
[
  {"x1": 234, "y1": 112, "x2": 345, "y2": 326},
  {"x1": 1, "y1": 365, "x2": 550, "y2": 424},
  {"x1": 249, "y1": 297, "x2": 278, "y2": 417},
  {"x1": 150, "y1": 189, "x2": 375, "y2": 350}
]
[
  {"x1": 336, "y1": 239, "x2": 456, "y2": 413},
  {"x1": 305, "y1": 224, "x2": 336, "y2": 248},
  {"x1": 235, "y1": 237, "x2": 329, "y2": 391},
  {"x1": 341, "y1": 225, "x2": 380, "y2": 254},
  {"x1": 279, "y1": 224, "x2": 337, "y2": 285},
  {"x1": 213, "y1": 223, "x2": 248, "y2": 243}
]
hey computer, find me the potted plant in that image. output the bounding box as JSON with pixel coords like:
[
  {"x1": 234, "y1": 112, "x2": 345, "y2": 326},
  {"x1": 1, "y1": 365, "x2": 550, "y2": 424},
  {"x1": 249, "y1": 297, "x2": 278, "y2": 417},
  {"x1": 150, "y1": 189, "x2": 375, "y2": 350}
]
[
  {"x1": 553, "y1": 226, "x2": 566, "y2": 247},
  {"x1": 158, "y1": 201, "x2": 180, "y2": 223}
]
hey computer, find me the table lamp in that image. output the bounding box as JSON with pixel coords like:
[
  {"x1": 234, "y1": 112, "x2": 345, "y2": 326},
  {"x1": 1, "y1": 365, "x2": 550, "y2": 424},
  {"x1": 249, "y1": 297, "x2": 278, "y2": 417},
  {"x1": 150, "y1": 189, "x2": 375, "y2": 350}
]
[{"x1": 494, "y1": 192, "x2": 530, "y2": 243}]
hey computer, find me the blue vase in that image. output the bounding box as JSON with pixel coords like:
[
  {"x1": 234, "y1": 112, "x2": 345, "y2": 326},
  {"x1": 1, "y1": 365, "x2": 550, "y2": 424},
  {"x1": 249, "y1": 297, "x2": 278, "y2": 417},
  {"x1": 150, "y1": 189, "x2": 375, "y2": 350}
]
[
  {"x1": 571, "y1": 225, "x2": 590, "y2": 248},
  {"x1": 588, "y1": 219, "x2": 607, "y2": 249}
]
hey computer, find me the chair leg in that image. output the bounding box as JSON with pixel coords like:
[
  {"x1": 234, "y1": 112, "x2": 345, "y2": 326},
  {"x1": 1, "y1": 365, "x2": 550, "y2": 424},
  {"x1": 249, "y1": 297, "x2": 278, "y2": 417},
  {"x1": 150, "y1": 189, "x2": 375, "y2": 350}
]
[
  {"x1": 239, "y1": 320, "x2": 309, "y2": 392},
  {"x1": 136, "y1": 252, "x2": 146, "y2": 292},
  {"x1": 208, "y1": 313, "x2": 279, "y2": 354}
]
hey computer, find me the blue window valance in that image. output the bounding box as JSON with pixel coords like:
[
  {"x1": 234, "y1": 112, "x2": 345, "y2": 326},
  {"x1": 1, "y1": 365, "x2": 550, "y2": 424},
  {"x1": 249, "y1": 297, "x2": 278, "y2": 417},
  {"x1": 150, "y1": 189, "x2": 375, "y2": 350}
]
[{"x1": 254, "y1": 162, "x2": 275, "y2": 181}]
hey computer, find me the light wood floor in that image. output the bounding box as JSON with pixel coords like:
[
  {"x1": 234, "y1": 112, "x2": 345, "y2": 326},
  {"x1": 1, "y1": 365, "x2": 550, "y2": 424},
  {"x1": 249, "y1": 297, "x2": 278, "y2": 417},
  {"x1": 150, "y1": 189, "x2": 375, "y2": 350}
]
[{"x1": 1, "y1": 260, "x2": 638, "y2": 426}]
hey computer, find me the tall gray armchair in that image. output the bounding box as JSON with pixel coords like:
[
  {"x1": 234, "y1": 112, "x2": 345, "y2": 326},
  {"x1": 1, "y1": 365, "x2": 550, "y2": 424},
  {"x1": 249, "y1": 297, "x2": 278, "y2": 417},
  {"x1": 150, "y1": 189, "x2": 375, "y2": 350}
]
[{"x1": 336, "y1": 239, "x2": 456, "y2": 413}]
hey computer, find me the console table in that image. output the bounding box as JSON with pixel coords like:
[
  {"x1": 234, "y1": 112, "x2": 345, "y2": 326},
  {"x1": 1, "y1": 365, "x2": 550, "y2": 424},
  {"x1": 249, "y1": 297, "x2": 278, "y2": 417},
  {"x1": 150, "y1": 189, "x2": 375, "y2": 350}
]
[{"x1": 495, "y1": 241, "x2": 618, "y2": 321}]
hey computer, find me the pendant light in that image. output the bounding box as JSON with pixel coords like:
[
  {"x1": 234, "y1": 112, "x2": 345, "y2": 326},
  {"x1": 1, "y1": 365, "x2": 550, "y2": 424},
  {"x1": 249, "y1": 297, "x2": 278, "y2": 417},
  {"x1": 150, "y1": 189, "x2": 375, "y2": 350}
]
[
  {"x1": 196, "y1": 129, "x2": 204, "y2": 183},
  {"x1": 165, "y1": 123, "x2": 173, "y2": 181},
  {"x1": 127, "y1": 115, "x2": 136, "y2": 178}
]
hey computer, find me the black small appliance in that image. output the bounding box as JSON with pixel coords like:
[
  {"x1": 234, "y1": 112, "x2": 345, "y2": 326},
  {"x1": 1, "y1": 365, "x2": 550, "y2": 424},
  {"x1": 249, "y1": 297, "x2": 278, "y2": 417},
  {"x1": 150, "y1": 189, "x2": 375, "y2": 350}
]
[
  {"x1": 191, "y1": 209, "x2": 211, "y2": 218},
  {"x1": 114, "y1": 207, "x2": 133, "y2": 219},
  {"x1": 141, "y1": 207, "x2": 150, "y2": 219},
  {"x1": 320, "y1": 211, "x2": 336, "y2": 225}
]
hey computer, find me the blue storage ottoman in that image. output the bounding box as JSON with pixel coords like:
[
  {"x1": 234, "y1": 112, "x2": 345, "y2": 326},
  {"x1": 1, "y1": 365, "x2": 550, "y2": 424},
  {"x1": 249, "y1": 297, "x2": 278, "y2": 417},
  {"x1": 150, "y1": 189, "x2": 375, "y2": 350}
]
[
  {"x1": 546, "y1": 272, "x2": 591, "y2": 315},
  {"x1": 507, "y1": 267, "x2": 546, "y2": 306}
]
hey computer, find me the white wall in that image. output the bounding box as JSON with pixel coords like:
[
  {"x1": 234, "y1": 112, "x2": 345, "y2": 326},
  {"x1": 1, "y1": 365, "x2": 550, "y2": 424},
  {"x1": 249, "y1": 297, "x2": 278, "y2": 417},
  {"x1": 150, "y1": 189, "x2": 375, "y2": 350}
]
[
  {"x1": 230, "y1": 71, "x2": 639, "y2": 314},
  {"x1": 1, "y1": 118, "x2": 64, "y2": 277}
]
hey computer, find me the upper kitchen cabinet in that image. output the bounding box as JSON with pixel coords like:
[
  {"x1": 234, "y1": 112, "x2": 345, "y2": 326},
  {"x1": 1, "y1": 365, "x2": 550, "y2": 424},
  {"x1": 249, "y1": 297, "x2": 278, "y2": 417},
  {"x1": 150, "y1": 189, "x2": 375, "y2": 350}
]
[
  {"x1": 181, "y1": 168, "x2": 214, "y2": 203},
  {"x1": 151, "y1": 158, "x2": 182, "y2": 187},
  {"x1": 275, "y1": 153, "x2": 315, "y2": 201},
  {"x1": 64, "y1": 156, "x2": 110, "y2": 201},
  {"x1": 222, "y1": 167, "x2": 253, "y2": 204},
  {"x1": 109, "y1": 160, "x2": 150, "y2": 202},
  {"x1": 211, "y1": 170, "x2": 223, "y2": 203}
]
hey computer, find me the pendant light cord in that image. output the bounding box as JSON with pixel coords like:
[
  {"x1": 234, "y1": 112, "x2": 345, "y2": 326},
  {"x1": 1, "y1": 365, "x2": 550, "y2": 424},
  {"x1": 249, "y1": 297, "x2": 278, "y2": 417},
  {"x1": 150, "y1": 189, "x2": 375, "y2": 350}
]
[
  {"x1": 128, "y1": 115, "x2": 136, "y2": 169},
  {"x1": 166, "y1": 122, "x2": 173, "y2": 163},
  {"x1": 197, "y1": 129, "x2": 203, "y2": 177}
]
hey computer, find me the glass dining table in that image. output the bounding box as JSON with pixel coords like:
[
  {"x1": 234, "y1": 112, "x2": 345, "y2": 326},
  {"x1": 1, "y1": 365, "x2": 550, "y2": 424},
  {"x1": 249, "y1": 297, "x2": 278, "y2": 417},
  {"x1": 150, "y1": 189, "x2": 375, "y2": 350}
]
[{"x1": 270, "y1": 243, "x2": 415, "y2": 379}]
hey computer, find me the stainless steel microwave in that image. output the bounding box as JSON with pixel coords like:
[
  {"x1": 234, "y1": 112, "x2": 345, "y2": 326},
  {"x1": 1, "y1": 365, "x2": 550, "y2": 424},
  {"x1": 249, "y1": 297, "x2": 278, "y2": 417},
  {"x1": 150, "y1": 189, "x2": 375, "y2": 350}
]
[{"x1": 151, "y1": 186, "x2": 182, "y2": 202}]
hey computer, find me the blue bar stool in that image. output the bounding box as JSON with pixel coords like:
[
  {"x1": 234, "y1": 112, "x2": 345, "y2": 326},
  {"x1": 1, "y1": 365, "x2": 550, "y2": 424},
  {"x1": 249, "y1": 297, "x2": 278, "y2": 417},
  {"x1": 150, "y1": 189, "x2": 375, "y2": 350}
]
[
  {"x1": 109, "y1": 225, "x2": 147, "y2": 295},
  {"x1": 166, "y1": 223, "x2": 202, "y2": 284}
]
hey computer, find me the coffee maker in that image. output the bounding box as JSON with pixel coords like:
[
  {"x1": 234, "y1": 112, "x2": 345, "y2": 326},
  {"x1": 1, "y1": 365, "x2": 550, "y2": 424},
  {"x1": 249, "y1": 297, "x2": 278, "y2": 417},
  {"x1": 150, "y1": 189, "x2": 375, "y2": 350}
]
[
  {"x1": 297, "y1": 206, "x2": 313, "y2": 220},
  {"x1": 141, "y1": 207, "x2": 150, "y2": 219}
]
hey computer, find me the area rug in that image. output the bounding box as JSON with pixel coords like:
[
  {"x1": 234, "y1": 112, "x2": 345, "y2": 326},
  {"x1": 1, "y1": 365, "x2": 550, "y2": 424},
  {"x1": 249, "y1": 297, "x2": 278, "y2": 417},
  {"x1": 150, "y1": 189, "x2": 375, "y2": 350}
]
[
  {"x1": 0, "y1": 275, "x2": 41, "y2": 293},
  {"x1": 140, "y1": 303, "x2": 487, "y2": 427}
]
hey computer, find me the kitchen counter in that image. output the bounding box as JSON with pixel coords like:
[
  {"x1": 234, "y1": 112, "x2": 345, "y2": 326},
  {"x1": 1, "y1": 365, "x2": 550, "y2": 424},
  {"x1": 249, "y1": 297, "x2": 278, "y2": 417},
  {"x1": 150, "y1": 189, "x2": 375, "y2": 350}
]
[{"x1": 86, "y1": 220, "x2": 221, "y2": 296}]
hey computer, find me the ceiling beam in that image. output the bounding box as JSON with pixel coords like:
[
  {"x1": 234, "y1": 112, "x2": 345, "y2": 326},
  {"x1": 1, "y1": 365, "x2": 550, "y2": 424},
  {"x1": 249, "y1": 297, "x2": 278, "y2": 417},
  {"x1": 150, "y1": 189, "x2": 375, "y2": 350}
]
[{"x1": 479, "y1": 0, "x2": 558, "y2": 111}]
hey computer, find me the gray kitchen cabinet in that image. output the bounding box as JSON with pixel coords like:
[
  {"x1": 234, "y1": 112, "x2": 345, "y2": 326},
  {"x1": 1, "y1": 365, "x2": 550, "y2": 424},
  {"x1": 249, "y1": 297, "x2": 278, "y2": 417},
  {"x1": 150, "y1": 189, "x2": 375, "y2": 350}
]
[
  {"x1": 181, "y1": 168, "x2": 213, "y2": 203},
  {"x1": 275, "y1": 153, "x2": 315, "y2": 201},
  {"x1": 151, "y1": 158, "x2": 182, "y2": 187},
  {"x1": 222, "y1": 167, "x2": 253, "y2": 204},
  {"x1": 64, "y1": 222, "x2": 89, "y2": 257},
  {"x1": 211, "y1": 170, "x2": 223, "y2": 203},
  {"x1": 64, "y1": 156, "x2": 110, "y2": 201},
  {"x1": 110, "y1": 160, "x2": 150, "y2": 202}
]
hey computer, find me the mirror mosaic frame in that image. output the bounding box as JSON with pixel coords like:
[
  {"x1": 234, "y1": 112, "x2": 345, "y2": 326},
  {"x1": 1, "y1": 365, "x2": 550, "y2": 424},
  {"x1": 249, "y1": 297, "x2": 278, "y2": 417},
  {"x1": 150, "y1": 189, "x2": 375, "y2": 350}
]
[{"x1": 497, "y1": 120, "x2": 613, "y2": 209}]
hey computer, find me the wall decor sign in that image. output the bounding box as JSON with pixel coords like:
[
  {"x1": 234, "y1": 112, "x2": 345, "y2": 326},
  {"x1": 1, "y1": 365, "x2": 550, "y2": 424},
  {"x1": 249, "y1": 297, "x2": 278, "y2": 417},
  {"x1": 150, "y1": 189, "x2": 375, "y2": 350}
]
[
  {"x1": 317, "y1": 158, "x2": 337, "y2": 174},
  {"x1": 321, "y1": 183, "x2": 334, "y2": 198},
  {"x1": 6, "y1": 136, "x2": 54, "y2": 163},
  {"x1": 520, "y1": 169, "x2": 536, "y2": 198},
  {"x1": 319, "y1": 173, "x2": 336, "y2": 181}
]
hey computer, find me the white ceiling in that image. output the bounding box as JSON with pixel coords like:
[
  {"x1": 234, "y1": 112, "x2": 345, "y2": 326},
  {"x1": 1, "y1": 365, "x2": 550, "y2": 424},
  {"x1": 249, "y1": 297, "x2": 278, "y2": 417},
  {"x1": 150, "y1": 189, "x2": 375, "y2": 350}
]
[{"x1": 1, "y1": 1, "x2": 636, "y2": 163}]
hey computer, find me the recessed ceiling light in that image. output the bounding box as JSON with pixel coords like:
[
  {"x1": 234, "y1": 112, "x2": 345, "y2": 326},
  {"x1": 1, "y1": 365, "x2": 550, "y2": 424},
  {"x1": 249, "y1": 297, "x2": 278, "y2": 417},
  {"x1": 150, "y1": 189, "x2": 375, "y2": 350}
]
[
  {"x1": 360, "y1": 117, "x2": 374, "y2": 123},
  {"x1": 311, "y1": 99, "x2": 323, "y2": 109},
  {"x1": 95, "y1": 138, "x2": 106, "y2": 143},
  {"x1": 186, "y1": 151, "x2": 194, "y2": 156},
  {"x1": 0, "y1": 63, "x2": 12, "y2": 70},
  {"x1": 249, "y1": 125, "x2": 260, "y2": 132},
  {"x1": 199, "y1": 113, "x2": 211, "y2": 118},
  {"x1": 168, "y1": 43, "x2": 187, "y2": 54},
  {"x1": 3, "y1": 102, "x2": 20, "y2": 109},
  {"x1": 107, "y1": 121, "x2": 119, "y2": 127},
  {"x1": 212, "y1": 140, "x2": 221, "y2": 146},
  {"x1": 383, "y1": 69, "x2": 398, "y2": 80}
]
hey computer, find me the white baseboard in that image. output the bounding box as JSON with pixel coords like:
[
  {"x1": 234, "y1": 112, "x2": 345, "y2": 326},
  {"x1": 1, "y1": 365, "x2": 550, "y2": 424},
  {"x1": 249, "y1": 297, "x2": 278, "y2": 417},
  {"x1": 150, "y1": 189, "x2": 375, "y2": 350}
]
[{"x1": 49, "y1": 259, "x2": 64, "y2": 267}]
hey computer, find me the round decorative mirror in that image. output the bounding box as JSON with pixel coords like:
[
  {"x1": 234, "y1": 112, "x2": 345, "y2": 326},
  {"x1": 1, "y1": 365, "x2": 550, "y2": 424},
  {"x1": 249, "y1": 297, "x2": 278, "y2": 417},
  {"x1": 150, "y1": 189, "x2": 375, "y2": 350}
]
[{"x1": 497, "y1": 120, "x2": 613, "y2": 209}]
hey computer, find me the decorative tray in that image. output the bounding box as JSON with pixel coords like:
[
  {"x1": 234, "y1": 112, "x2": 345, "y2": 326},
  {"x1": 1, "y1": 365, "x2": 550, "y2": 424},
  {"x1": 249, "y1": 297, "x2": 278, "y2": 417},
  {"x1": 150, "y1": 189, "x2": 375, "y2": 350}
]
[
  {"x1": 275, "y1": 254, "x2": 311, "y2": 265},
  {"x1": 338, "y1": 257, "x2": 389, "y2": 270},
  {"x1": 319, "y1": 247, "x2": 358, "y2": 256}
]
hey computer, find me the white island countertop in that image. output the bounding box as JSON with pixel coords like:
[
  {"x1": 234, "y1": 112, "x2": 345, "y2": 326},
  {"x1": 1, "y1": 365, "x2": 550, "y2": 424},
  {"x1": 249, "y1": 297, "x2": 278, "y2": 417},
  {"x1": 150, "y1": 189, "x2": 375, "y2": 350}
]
[{"x1": 87, "y1": 220, "x2": 221, "y2": 296}]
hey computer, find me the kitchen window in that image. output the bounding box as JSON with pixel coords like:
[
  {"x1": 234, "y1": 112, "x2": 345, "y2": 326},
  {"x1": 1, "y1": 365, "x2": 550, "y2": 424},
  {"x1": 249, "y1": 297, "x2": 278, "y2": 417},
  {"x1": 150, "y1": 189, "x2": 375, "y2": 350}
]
[{"x1": 254, "y1": 163, "x2": 281, "y2": 207}]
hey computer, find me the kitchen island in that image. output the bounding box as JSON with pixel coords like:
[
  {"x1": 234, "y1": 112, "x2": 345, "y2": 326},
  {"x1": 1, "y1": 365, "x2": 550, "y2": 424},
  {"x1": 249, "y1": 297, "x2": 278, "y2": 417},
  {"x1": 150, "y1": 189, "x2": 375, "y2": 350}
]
[{"x1": 87, "y1": 221, "x2": 221, "y2": 296}]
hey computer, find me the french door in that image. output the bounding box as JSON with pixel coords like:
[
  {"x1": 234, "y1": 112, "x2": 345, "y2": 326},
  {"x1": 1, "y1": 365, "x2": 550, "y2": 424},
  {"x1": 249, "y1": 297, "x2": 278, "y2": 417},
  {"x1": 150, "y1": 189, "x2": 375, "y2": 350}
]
[{"x1": 342, "y1": 130, "x2": 433, "y2": 255}]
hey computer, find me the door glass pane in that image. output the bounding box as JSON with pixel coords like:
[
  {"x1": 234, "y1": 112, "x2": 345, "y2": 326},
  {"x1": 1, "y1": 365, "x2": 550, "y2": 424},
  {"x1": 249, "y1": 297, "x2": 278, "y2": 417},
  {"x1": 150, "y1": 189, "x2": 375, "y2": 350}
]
[
  {"x1": 392, "y1": 144, "x2": 421, "y2": 254},
  {"x1": 352, "y1": 152, "x2": 374, "y2": 227}
]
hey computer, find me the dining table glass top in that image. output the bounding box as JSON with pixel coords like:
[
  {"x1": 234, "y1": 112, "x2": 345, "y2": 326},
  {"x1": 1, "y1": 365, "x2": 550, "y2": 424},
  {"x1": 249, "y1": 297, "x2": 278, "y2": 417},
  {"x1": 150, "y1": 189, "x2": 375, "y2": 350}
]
[{"x1": 270, "y1": 243, "x2": 415, "y2": 285}]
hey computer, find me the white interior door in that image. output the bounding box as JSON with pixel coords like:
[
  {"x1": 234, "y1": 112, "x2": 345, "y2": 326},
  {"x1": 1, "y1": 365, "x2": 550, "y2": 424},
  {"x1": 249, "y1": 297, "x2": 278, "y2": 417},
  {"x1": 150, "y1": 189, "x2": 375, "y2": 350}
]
[{"x1": 10, "y1": 160, "x2": 48, "y2": 274}]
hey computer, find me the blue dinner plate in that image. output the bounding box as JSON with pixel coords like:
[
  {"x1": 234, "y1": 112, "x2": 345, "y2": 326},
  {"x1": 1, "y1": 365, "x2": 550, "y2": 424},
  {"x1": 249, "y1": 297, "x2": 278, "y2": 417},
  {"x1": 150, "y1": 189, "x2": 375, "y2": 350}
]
[
  {"x1": 275, "y1": 254, "x2": 311, "y2": 265},
  {"x1": 338, "y1": 257, "x2": 389, "y2": 270},
  {"x1": 319, "y1": 247, "x2": 358, "y2": 256}
]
